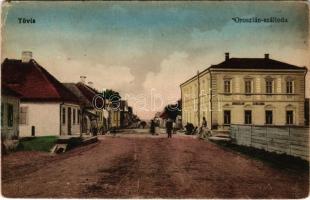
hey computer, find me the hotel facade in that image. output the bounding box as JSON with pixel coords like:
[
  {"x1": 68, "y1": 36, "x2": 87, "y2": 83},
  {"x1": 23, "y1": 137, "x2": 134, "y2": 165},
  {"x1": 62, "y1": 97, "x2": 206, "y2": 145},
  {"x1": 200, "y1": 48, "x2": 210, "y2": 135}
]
[{"x1": 180, "y1": 53, "x2": 307, "y2": 130}]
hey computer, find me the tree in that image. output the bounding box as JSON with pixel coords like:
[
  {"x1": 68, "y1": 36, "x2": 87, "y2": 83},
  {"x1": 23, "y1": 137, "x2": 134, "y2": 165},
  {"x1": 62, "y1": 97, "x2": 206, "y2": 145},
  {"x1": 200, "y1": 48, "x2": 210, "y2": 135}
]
[
  {"x1": 163, "y1": 101, "x2": 181, "y2": 121},
  {"x1": 103, "y1": 89, "x2": 121, "y2": 100}
]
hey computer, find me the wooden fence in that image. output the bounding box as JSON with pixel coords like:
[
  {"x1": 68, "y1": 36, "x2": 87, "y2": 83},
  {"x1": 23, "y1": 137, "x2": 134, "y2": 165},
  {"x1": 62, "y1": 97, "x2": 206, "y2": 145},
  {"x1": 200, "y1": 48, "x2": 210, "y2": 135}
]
[{"x1": 230, "y1": 125, "x2": 309, "y2": 161}]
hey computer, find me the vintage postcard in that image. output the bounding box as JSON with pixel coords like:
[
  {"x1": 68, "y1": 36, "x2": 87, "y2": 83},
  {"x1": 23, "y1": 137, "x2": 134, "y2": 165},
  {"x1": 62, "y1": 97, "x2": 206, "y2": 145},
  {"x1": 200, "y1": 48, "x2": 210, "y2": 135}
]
[{"x1": 1, "y1": 1, "x2": 309, "y2": 198}]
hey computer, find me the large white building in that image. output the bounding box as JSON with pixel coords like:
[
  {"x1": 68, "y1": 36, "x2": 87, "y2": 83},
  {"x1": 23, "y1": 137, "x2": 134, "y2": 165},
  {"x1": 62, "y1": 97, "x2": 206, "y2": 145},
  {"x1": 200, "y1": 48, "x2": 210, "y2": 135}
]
[{"x1": 180, "y1": 53, "x2": 307, "y2": 130}]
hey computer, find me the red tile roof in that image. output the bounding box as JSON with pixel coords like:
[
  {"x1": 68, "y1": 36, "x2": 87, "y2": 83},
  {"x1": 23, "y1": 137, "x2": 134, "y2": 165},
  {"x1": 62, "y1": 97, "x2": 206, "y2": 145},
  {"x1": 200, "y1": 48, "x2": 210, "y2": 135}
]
[{"x1": 1, "y1": 58, "x2": 78, "y2": 103}]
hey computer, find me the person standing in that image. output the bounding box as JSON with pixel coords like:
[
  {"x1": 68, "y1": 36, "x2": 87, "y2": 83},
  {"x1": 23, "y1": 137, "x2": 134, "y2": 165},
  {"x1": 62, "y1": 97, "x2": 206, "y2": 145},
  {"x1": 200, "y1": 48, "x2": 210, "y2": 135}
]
[
  {"x1": 166, "y1": 118, "x2": 173, "y2": 138},
  {"x1": 202, "y1": 117, "x2": 207, "y2": 128},
  {"x1": 150, "y1": 120, "x2": 155, "y2": 135}
]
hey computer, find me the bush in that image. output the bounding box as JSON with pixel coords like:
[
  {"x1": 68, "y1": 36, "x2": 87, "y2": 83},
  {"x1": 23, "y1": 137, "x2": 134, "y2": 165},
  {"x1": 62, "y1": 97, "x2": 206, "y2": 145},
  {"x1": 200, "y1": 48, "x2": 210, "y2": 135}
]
[{"x1": 17, "y1": 136, "x2": 58, "y2": 152}]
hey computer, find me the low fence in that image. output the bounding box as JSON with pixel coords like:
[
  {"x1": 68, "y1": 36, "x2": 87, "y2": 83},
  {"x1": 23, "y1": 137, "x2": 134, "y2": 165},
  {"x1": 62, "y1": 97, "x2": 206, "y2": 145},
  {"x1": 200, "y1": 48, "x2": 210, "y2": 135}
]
[{"x1": 230, "y1": 125, "x2": 309, "y2": 161}]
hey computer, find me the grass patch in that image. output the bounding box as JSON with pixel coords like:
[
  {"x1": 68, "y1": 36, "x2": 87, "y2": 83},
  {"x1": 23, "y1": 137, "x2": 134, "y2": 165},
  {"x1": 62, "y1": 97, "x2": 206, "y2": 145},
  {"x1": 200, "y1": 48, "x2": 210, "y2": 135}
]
[
  {"x1": 17, "y1": 136, "x2": 58, "y2": 152},
  {"x1": 213, "y1": 140, "x2": 309, "y2": 172}
]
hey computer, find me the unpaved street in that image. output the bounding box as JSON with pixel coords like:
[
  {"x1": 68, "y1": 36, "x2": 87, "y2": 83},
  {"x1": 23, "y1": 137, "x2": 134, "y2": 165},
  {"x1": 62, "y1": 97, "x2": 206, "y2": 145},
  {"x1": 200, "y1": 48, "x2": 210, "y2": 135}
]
[{"x1": 2, "y1": 132, "x2": 309, "y2": 198}]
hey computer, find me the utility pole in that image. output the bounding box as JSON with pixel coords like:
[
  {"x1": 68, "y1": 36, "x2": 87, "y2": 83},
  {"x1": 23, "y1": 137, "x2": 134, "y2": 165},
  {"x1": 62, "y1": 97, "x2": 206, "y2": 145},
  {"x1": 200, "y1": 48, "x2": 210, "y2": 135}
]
[{"x1": 197, "y1": 70, "x2": 200, "y2": 127}]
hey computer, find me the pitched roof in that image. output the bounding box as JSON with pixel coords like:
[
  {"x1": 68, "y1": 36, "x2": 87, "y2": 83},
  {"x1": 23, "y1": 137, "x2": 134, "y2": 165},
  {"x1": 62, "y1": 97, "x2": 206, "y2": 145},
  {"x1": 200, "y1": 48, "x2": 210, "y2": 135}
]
[
  {"x1": 1, "y1": 58, "x2": 78, "y2": 103},
  {"x1": 210, "y1": 58, "x2": 306, "y2": 70},
  {"x1": 76, "y1": 82, "x2": 104, "y2": 108},
  {"x1": 63, "y1": 83, "x2": 92, "y2": 108}
]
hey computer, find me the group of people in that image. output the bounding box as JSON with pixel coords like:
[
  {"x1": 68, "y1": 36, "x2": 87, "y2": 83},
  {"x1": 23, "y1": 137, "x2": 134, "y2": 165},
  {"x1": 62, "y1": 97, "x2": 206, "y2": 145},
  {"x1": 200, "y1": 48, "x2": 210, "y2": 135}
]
[
  {"x1": 184, "y1": 117, "x2": 209, "y2": 136},
  {"x1": 150, "y1": 118, "x2": 176, "y2": 138},
  {"x1": 150, "y1": 117, "x2": 209, "y2": 138}
]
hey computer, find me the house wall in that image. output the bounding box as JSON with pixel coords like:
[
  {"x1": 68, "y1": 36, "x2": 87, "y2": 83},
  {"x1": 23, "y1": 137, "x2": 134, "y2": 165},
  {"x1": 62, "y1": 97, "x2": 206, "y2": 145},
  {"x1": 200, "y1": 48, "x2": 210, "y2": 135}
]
[
  {"x1": 19, "y1": 103, "x2": 60, "y2": 137},
  {"x1": 60, "y1": 103, "x2": 81, "y2": 135},
  {"x1": 1, "y1": 95, "x2": 19, "y2": 139},
  {"x1": 180, "y1": 69, "x2": 306, "y2": 129},
  {"x1": 181, "y1": 71, "x2": 212, "y2": 127}
]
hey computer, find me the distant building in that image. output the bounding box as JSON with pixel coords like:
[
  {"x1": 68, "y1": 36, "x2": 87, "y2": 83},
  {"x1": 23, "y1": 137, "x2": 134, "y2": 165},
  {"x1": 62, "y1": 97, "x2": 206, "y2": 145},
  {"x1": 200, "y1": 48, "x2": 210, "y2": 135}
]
[
  {"x1": 75, "y1": 81, "x2": 108, "y2": 134},
  {"x1": 180, "y1": 53, "x2": 307, "y2": 130},
  {"x1": 1, "y1": 52, "x2": 80, "y2": 136},
  {"x1": 1, "y1": 84, "x2": 21, "y2": 139}
]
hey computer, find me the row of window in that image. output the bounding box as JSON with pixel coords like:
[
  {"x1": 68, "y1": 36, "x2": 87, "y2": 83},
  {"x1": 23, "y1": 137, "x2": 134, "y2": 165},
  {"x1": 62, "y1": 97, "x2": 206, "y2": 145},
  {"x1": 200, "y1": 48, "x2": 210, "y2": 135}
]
[
  {"x1": 62, "y1": 107, "x2": 80, "y2": 125},
  {"x1": 224, "y1": 79, "x2": 294, "y2": 94},
  {"x1": 223, "y1": 110, "x2": 294, "y2": 125},
  {"x1": 1, "y1": 103, "x2": 14, "y2": 127}
]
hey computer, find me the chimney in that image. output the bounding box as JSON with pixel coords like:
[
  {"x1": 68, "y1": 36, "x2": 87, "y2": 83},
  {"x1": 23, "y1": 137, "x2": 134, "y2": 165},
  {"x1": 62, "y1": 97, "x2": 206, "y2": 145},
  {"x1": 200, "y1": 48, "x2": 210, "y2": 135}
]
[
  {"x1": 264, "y1": 53, "x2": 269, "y2": 59},
  {"x1": 225, "y1": 52, "x2": 229, "y2": 61},
  {"x1": 88, "y1": 81, "x2": 94, "y2": 88},
  {"x1": 80, "y1": 76, "x2": 86, "y2": 84},
  {"x1": 21, "y1": 51, "x2": 32, "y2": 63}
]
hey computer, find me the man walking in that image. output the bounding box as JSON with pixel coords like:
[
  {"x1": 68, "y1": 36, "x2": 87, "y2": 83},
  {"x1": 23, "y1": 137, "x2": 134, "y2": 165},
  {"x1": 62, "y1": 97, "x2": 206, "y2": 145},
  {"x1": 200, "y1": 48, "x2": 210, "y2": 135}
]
[{"x1": 166, "y1": 118, "x2": 173, "y2": 138}]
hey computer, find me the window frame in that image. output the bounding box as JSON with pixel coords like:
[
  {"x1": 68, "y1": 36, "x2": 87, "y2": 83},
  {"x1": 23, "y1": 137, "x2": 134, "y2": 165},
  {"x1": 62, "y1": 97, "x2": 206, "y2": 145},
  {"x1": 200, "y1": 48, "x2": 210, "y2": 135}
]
[
  {"x1": 286, "y1": 80, "x2": 294, "y2": 94},
  {"x1": 265, "y1": 110, "x2": 273, "y2": 125},
  {"x1": 62, "y1": 108, "x2": 66, "y2": 125},
  {"x1": 223, "y1": 110, "x2": 231, "y2": 125},
  {"x1": 244, "y1": 80, "x2": 252, "y2": 94},
  {"x1": 7, "y1": 103, "x2": 14, "y2": 127},
  {"x1": 266, "y1": 80, "x2": 273, "y2": 94},
  {"x1": 244, "y1": 110, "x2": 252, "y2": 124},
  {"x1": 73, "y1": 108, "x2": 76, "y2": 124},
  {"x1": 224, "y1": 80, "x2": 231, "y2": 94},
  {"x1": 286, "y1": 110, "x2": 294, "y2": 125}
]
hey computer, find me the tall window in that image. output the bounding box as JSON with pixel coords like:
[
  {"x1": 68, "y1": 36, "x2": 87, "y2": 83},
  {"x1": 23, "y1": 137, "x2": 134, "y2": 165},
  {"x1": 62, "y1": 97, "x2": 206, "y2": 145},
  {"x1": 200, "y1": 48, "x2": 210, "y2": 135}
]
[
  {"x1": 266, "y1": 80, "x2": 273, "y2": 94},
  {"x1": 224, "y1": 80, "x2": 231, "y2": 93},
  {"x1": 286, "y1": 111, "x2": 294, "y2": 125},
  {"x1": 286, "y1": 81, "x2": 293, "y2": 94},
  {"x1": 7, "y1": 104, "x2": 13, "y2": 127},
  {"x1": 265, "y1": 110, "x2": 273, "y2": 124},
  {"x1": 73, "y1": 108, "x2": 76, "y2": 124},
  {"x1": 62, "y1": 108, "x2": 66, "y2": 124},
  {"x1": 244, "y1": 110, "x2": 252, "y2": 124},
  {"x1": 77, "y1": 109, "x2": 80, "y2": 124},
  {"x1": 224, "y1": 110, "x2": 231, "y2": 125},
  {"x1": 245, "y1": 80, "x2": 252, "y2": 94},
  {"x1": 19, "y1": 107, "x2": 28, "y2": 125}
]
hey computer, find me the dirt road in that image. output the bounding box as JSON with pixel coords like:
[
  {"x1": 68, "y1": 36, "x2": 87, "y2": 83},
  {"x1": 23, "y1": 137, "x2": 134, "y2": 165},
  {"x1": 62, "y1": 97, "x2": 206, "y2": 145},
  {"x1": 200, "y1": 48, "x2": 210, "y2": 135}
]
[{"x1": 2, "y1": 133, "x2": 309, "y2": 198}]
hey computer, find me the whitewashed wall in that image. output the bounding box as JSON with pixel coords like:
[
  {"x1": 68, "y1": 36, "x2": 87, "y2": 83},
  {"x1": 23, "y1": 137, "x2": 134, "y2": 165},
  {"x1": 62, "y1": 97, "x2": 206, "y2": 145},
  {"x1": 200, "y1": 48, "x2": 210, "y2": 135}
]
[
  {"x1": 19, "y1": 103, "x2": 60, "y2": 137},
  {"x1": 230, "y1": 125, "x2": 309, "y2": 161}
]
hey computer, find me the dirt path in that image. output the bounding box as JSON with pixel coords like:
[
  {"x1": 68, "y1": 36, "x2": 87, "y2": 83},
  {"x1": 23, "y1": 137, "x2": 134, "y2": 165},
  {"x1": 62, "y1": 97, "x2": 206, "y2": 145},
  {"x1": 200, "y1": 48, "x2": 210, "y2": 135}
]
[{"x1": 2, "y1": 133, "x2": 309, "y2": 198}]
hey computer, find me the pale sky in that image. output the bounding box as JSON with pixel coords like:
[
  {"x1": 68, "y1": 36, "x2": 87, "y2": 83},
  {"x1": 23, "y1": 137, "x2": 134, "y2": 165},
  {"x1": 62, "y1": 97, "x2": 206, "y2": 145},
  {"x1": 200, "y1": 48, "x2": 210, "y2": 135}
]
[{"x1": 1, "y1": 1, "x2": 309, "y2": 120}]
